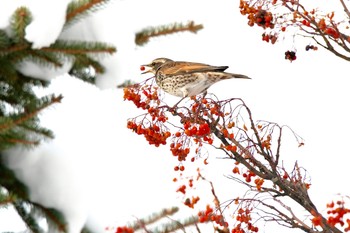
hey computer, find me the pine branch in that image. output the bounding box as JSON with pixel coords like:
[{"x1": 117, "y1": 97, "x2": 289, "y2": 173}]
[
  {"x1": 0, "y1": 57, "x2": 18, "y2": 81},
  {"x1": 0, "y1": 2, "x2": 119, "y2": 233},
  {"x1": 121, "y1": 207, "x2": 200, "y2": 233},
  {"x1": 116, "y1": 80, "x2": 137, "y2": 89},
  {"x1": 13, "y1": 200, "x2": 44, "y2": 233},
  {"x1": 0, "y1": 94, "x2": 61, "y2": 150},
  {"x1": 0, "y1": 5, "x2": 118, "y2": 152},
  {"x1": 131, "y1": 207, "x2": 180, "y2": 231},
  {"x1": 42, "y1": 40, "x2": 116, "y2": 55},
  {"x1": 0, "y1": 157, "x2": 29, "y2": 200},
  {"x1": 10, "y1": 7, "x2": 32, "y2": 44},
  {"x1": 0, "y1": 161, "x2": 68, "y2": 232},
  {"x1": 69, "y1": 54, "x2": 107, "y2": 83},
  {"x1": 0, "y1": 187, "x2": 16, "y2": 206},
  {"x1": 20, "y1": 50, "x2": 64, "y2": 68},
  {"x1": 65, "y1": 0, "x2": 111, "y2": 26},
  {"x1": 69, "y1": 66, "x2": 96, "y2": 84},
  {"x1": 135, "y1": 21, "x2": 203, "y2": 46},
  {"x1": 151, "y1": 216, "x2": 199, "y2": 233},
  {"x1": 0, "y1": 43, "x2": 29, "y2": 56},
  {"x1": 80, "y1": 226, "x2": 96, "y2": 233},
  {"x1": 32, "y1": 203, "x2": 68, "y2": 232},
  {"x1": 0, "y1": 6, "x2": 116, "y2": 89},
  {"x1": 0, "y1": 95, "x2": 62, "y2": 132},
  {"x1": 0, "y1": 30, "x2": 11, "y2": 49},
  {"x1": 73, "y1": 54, "x2": 106, "y2": 73}
]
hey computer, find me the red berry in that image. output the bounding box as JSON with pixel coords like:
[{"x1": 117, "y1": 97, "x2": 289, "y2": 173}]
[{"x1": 140, "y1": 66, "x2": 145, "y2": 71}]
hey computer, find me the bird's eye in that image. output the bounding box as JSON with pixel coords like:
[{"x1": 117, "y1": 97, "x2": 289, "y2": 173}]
[{"x1": 151, "y1": 62, "x2": 156, "y2": 66}]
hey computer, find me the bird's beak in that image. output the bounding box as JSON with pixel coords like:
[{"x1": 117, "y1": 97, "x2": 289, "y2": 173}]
[{"x1": 141, "y1": 64, "x2": 152, "y2": 74}]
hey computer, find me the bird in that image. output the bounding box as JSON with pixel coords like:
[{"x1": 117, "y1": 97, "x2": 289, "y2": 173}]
[{"x1": 141, "y1": 58, "x2": 250, "y2": 106}]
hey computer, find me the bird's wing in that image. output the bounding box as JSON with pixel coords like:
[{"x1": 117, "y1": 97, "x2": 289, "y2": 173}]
[{"x1": 160, "y1": 61, "x2": 228, "y2": 75}]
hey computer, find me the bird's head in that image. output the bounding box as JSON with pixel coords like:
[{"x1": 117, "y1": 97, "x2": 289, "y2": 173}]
[{"x1": 141, "y1": 58, "x2": 173, "y2": 74}]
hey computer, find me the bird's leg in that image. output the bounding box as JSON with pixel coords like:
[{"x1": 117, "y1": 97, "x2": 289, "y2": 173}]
[
  {"x1": 172, "y1": 97, "x2": 186, "y2": 109},
  {"x1": 201, "y1": 91, "x2": 207, "y2": 100},
  {"x1": 171, "y1": 89, "x2": 189, "y2": 110}
]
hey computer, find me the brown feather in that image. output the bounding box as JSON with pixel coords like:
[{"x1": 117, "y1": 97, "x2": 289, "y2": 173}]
[{"x1": 160, "y1": 61, "x2": 228, "y2": 75}]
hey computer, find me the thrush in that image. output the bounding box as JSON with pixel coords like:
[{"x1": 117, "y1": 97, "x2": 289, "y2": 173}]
[{"x1": 141, "y1": 58, "x2": 250, "y2": 105}]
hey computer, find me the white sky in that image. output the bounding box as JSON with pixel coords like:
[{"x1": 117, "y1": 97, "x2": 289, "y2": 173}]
[{"x1": 1, "y1": 0, "x2": 350, "y2": 232}]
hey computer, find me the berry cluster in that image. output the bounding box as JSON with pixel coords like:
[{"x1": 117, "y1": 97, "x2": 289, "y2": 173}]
[
  {"x1": 225, "y1": 144, "x2": 238, "y2": 152},
  {"x1": 190, "y1": 97, "x2": 224, "y2": 118},
  {"x1": 326, "y1": 200, "x2": 350, "y2": 230},
  {"x1": 175, "y1": 177, "x2": 201, "y2": 208},
  {"x1": 124, "y1": 81, "x2": 172, "y2": 146},
  {"x1": 242, "y1": 170, "x2": 256, "y2": 183},
  {"x1": 254, "y1": 178, "x2": 264, "y2": 191},
  {"x1": 305, "y1": 45, "x2": 318, "y2": 51},
  {"x1": 198, "y1": 205, "x2": 214, "y2": 223},
  {"x1": 318, "y1": 18, "x2": 341, "y2": 39},
  {"x1": 221, "y1": 126, "x2": 235, "y2": 138},
  {"x1": 127, "y1": 121, "x2": 171, "y2": 147},
  {"x1": 174, "y1": 164, "x2": 185, "y2": 171},
  {"x1": 325, "y1": 27, "x2": 340, "y2": 39},
  {"x1": 310, "y1": 210, "x2": 323, "y2": 227},
  {"x1": 123, "y1": 86, "x2": 159, "y2": 110},
  {"x1": 198, "y1": 205, "x2": 228, "y2": 227},
  {"x1": 285, "y1": 50, "x2": 297, "y2": 61},
  {"x1": 238, "y1": 0, "x2": 350, "y2": 62},
  {"x1": 262, "y1": 33, "x2": 277, "y2": 44},
  {"x1": 171, "y1": 142, "x2": 190, "y2": 162},
  {"x1": 240, "y1": 1, "x2": 274, "y2": 29},
  {"x1": 180, "y1": 120, "x2": 214, "y2": 146},
  {"x1": 147, "y1": 107, "x2": 167, "y2": 122},
  {"x1": 115, "y1": 226, "x2": 134, "y2": 233},
  {"x1": 261, "y1": 134, "x2": 272, "y2": 150},
  {"x1": 184, "y1": 122, "x2": 210, "y2": 137},
  {"x1": 254, "y1": 9, "x2": 274, "y2": 29},
  {"x1": 184, "y1": 196, "x2": 200, "y2": 208},
  {"x1": 176, "y1": 184, "x2": 186, "y2": 194},
  {"x1": 232, "y1": 208, "x2": 259, "y2": 233},
  {"x1": 301, "y1": 19, "x2": 311, "y2": 27},
  {"x1": 233, "y1": 161, "x2": 268, "y2": 192}
]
